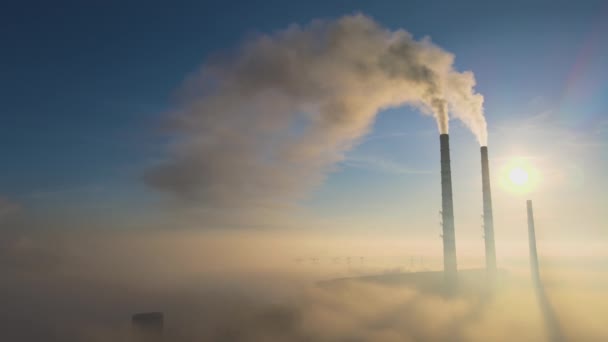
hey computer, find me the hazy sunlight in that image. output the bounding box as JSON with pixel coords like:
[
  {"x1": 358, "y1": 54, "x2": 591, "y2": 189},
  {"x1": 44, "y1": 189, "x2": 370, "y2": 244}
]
[{"x1": 509, "y1": 167, "x2": 529, "y2": 186}]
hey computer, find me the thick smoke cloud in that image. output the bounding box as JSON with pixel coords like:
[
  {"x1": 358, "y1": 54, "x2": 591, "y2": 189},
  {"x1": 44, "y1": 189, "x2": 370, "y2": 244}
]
[{"x1": 145, "y1": 14, "x2": 487, "y2": 207}]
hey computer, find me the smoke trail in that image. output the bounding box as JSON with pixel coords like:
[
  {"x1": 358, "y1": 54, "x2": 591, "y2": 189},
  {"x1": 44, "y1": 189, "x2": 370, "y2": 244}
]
[{"x1": 145, "y1": 14, "x2": 487, "y2": 208}]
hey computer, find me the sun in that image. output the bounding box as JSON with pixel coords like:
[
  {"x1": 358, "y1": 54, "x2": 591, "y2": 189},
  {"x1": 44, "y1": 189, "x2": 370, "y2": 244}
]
[
  {"x1": 509, "y1": 167, "x2": 529, "y2": 186},
  {"x1": 499, "y1": 158, "x2": 540, "y2": 194}
]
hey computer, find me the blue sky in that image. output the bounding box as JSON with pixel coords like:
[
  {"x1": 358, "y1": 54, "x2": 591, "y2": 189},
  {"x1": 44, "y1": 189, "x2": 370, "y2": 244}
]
[{"x1": 1, "y1": 1, "x2": 607, "y2": 246}]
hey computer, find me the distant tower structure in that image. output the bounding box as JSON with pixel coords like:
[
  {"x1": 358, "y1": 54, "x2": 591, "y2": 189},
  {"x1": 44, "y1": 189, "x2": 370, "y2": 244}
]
[
  {"x1": 480, "y1": 146, "x2": 497, "y2": 274},
  {"x1": 527, "y1": 200, "x2": 541, "y2": 282},
  {"x1": 132, "y1": 312, "x2": 163, "y2": 342},
  {"x1": 439, "y1": 134, "x2": 458, "y2": 285}
]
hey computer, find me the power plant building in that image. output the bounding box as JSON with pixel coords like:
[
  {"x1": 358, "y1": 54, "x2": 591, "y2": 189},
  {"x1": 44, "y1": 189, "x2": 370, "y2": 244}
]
[{"x1": 132, "y1": 312, "x2": 164, "y2": 342}]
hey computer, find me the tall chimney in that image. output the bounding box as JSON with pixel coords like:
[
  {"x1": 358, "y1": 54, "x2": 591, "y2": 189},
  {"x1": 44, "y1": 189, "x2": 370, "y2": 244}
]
[
  {"x1": 527, "y1": 200, "x2": 540, "y2": 282},
  {"x1": 439, "y1": 134, "x2": 457, "y2": 284},
  {"x1": 480, "y1": 146, "x2": 497, "y2": 274}
]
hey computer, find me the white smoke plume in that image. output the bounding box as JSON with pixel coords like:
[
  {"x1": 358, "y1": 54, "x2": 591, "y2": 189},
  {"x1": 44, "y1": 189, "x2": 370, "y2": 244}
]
[{"x1": 145, "y1": 14, "x2": 487, "y2": 207}]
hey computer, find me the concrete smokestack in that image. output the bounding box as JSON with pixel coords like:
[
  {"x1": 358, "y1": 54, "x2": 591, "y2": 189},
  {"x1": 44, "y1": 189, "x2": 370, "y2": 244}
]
[
  {"x1": 439, "y1": 134, "x2": 457, "y2": 284},
  {"x1": 480, "y1": 146, "x2": 497, "y2": 274},
  {"x1": 527, "y1": 200, "x2": 541, "y2": 282}
]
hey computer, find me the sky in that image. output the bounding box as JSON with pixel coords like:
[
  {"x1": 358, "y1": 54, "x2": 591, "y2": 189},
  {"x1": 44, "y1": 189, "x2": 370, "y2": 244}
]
[
  {"x1": 1, "y1": 0, "x2": 607, "y2": 254},
  {"x1": 2, "y1": 1, "x2": 608, "y2": 341}
]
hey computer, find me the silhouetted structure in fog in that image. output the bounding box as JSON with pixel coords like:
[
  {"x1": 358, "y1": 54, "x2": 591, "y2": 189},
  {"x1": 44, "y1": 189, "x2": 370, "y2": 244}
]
[
  {"x1": 527, "y1": 200, "x2": 540, "y2": 282},
  {"x1": 526, "y1": 200, "x2": 565, "y2": 341},
  {"x1": 439, "y1": 134, "x2": 458, "y2": 285},
  {"x1": 480, "y1": 146, "x2": 497, "y2": 274},
  {"x1": 132, "y1": 312, "x2": 163, "y2": 342}
]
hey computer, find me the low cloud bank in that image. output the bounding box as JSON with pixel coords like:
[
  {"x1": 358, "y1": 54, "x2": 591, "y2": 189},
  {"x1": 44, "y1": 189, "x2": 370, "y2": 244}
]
[{"x1": 1, "y1": 230, "x2": 607, "y2": 341}]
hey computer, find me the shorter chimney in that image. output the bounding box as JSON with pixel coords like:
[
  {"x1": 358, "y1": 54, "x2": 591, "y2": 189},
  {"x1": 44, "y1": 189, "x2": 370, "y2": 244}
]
[{"x1": 527, "y1": 200, "x2": 540, "y2": 282}]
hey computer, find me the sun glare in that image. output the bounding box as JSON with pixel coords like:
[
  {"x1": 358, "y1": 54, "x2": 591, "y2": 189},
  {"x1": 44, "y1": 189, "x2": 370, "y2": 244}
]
[
  {"x1": 509, "y1": 167, "x2": 529, "y2": 186},
  {"x1": 499, "y1": 157, "x2": 541, "y2": 194}
]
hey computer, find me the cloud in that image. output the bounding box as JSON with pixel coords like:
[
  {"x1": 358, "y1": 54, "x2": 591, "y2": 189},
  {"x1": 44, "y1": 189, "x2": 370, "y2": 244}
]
[
  {"x1": 1, "y1": 229, "x2": 607, "y2": 341},
  {"x1": 145, "y1": 14, "x2": 486, "y2": 212}
]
